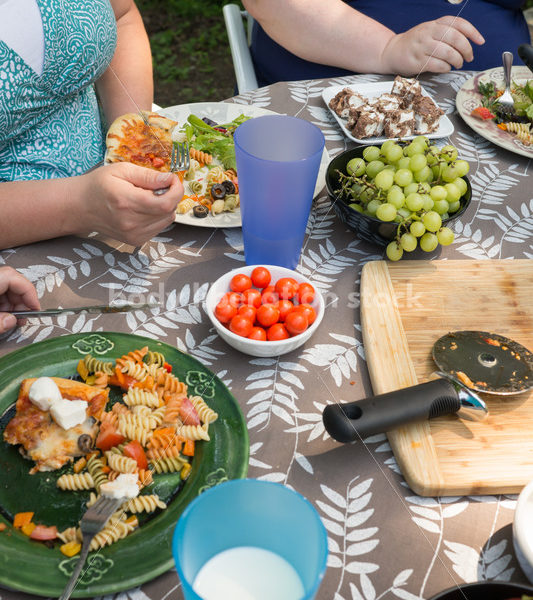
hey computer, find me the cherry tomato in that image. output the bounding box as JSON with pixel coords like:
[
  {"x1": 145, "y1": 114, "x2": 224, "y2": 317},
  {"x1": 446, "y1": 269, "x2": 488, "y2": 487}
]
[
  {"x1": 224, "y1": 291, "x2": 242, "y2": 307},
  {"x1": 294, "y1": 303, "x2": 317, "y2": 325},
  {"x1": 248, "y1": 326, "x2": 267, "y2": 341},
  {"x1": 123, "y1": 440, "x2": 148, "y2": 470},
  {"x1": 267, "y1": 323, "x2": 290, "y2": 341},
  {"x1": 297, "y1": 282, "x2": 315, "y2": 304},
  {"x1": 251, "y1": 266, "x2": 271, "y2": 289},
  {"x1": 215, "y1": 300, "x2": 237, "y2": 324},
  {"x1": 242, "y1": 288, "x2": 262, "y2": 308},
  {"x1": 261, "y1": 285, "x2": 279, "y2": 304},
  {"x1": 277, "y1": 299, "x2": 294, "y2": 322},
  {"x1": 275, "y1": 277, "x2": 298, "y2": 300},
  {"x1": 256, "y1": 303, "x2": 280, "y2": 327},
  {"x1": 285, "y1": 310, "x2": 309, "y2": 336},
  {"x1": 230, "y1": 273, "x2": 252, "y2": 293},
  {"x1": 238, "y1": 304, "x2": 256, "y2": 322},
  {"x1": 229, "y1": 314, "x2": 254, "y2": 337}
]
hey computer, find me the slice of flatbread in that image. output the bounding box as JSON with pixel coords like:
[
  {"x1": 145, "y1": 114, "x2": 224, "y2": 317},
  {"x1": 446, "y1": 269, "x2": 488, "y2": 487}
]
[{"x1": 105, "y1": 111, "x2": 178, "y2": 172}]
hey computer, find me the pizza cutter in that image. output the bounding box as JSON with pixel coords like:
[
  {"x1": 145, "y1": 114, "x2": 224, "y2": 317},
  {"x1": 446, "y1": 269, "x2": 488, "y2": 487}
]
[{"x1": 323, "y1": 330, "x2": 533, "y2": 443}]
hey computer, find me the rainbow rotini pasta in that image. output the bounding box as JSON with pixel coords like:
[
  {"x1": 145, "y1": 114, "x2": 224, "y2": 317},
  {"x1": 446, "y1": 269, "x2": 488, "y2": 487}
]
[
  {"x1": 89, "y1": 516, "x2": 138, "y2": 551},
  {"x1": 190, "y1": 395, "x2": 218, "y2": 425},
  {"x1": 211, "y1": 199, "x2": 225, "y2": 214},
  {"x1": 57, "y1": 527, "x2": 82, "y2": 544},
  {"x1": 123, "y1": 388, "x2": 161, "y2": 408},
  {"x1": 506, "y1": 121, "x2": 533, "y2": 145},
  {"x1": 177, "y1": 197, "x2": 198, "y2": 214},
  {"x1": 116, "y1": 421, "x2": 153, "y2": 446},
  {"x1": 87, "y1": 455, "x2": 108, "y2": 493},
  {"x1": 124, "y1": 494, "x2": 167, "y2": 513},
  {"x1": 119, "y1": 359, "x2": 149, "y2": 382},
  {"x1": 224, "y1": 194, "x2": 239, "y2": 211},
  {"x1": 206, "y1": 165, "x2": 225, "y2": 185},
  {"x1": 118, "y1": 412, "x2": 159, "y2": 430},
  {"x1": 83, "y1": 355, "x2": 115, "y2": 376},
  {"x1": 105, "y1": 451, "x2": 137, "y2": 474},
  {"x1": 149, "y1": 456, "x2": 187, "y2": 474},
  {"x1": 154, "y1": 370, "x2": 188, "y2": 397},
  {"x1": 56, "y1": 472, "x2": 94, "y2": 491},
  {"x1": 146, "y1": 444, "x2": 183, "y2": 461},
  {"x1": 189, "y1": 179, "x2": 204, "y2": 195},
  {"x1": 145, "y1": 351, "x2": 166, "y2": 367},
  {"x1": 177, "y1": 423, "x2": 210, "y2": 441},
  {"x1": 189, "y1": 147, "x2": 213, "y2": 165}
]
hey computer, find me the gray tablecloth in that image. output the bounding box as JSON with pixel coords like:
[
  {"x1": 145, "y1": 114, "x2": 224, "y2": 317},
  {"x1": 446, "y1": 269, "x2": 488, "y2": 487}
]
[{"x1": 1, "y1": 71, "x2": 532, "y2": 600}]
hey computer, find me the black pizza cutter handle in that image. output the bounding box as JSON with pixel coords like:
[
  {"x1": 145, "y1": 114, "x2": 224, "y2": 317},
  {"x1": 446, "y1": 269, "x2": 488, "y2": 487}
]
[
  {"x1": 322, "y1": 375, "x2": 488, "y2": 443},
  {"x1": 518, "y1": 44, "x2": 533, "y2": 76}
]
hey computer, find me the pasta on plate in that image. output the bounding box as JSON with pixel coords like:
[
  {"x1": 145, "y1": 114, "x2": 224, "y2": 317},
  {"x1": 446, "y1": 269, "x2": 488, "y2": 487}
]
[{"x1": 3, "y1": 345, "x2": 218, "y2": 556}]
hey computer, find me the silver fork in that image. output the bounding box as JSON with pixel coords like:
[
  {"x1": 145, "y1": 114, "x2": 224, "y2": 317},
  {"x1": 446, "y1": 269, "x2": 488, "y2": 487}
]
[
  {"x1": 498, "y1": 51, "x2": 515, "y2": 116},
  {"x1": 59, "y1": 495, "x2": 126, "y2": 600},
  {"x1": 171, "y1": 141, "x2": 190, "y2": 173},
  {"x1": 153, "y1": 142, "x2": 190, "y2": 196}
]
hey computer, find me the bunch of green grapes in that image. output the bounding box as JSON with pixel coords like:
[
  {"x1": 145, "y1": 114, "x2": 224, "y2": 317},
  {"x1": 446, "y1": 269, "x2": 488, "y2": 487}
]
[{"x1": 336, "y1": 136, "x2": 470, "y2": 261}]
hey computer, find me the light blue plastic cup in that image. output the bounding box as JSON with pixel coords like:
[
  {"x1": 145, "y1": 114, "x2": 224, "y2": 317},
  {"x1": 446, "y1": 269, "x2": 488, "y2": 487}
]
[
  {"x1": 172, "y1": 479, "x2": 328, "y2": 600},
  {"x1": 234, "y1": 115, "x2": 325, "y2": 269}
]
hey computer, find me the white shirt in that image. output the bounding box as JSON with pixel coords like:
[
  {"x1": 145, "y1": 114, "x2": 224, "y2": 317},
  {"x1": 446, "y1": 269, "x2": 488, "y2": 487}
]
[{"x1": 0, "y1": 0, "x2": 44, "y2": 76}]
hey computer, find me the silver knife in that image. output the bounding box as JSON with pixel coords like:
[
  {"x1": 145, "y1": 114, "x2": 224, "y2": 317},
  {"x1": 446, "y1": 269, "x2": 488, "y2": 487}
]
[{"x1": 11, "y1": 302, "x2": 158, "y2": 318}]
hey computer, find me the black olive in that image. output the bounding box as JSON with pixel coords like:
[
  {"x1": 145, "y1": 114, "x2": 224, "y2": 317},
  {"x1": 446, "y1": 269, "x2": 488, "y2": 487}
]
[
  {"x1": 221, "y1": 180, "x2": 236, "y2": 195},
  {"x1": 210, "y1": 183, "x2": 226, "y2": 200},
  {"x1": 193, "y1": 204, "x2": 209, "y2": 218},
  {"x1": 77, "y1": 433, "x2": 93, "y2": 453},
  {"x1": 202, "y1": 117, "x2": 218, "y2": 127}
]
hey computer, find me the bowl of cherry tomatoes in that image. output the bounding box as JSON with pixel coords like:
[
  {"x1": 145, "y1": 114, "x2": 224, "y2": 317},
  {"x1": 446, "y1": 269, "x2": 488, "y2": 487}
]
[{"x1": 205, "y1": 265, "x2": 325, "y2": 357}]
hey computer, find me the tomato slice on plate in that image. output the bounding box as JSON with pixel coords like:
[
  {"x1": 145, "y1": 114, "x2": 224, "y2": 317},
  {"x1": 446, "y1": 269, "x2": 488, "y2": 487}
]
[
  {"x1": 95, "y1": 424, "x2": 126, "y2": 451},
  {"x1": 123, "y1": 440, "x2": 148, "y2": 470},
  {"x1": 29, "y1": 525, "x2": 58, "y2": 541}
]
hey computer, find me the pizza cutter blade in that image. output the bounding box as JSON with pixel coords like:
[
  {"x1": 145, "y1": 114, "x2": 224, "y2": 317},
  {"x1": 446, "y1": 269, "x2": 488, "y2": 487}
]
[
  {"x1": 322, "y1": 331, "x2": 533, "y2": 443},
  {"x1": 432, "y1": 330, "x2": 533, "y2": 395}
]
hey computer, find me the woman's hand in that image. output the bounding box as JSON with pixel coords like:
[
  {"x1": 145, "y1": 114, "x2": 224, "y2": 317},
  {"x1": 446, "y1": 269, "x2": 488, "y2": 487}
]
[
  {"x1": 0, "y1": 267, "x2": 40, "y2": 334},
  {"x1": 382, "y1": 16, "x2": 485, "y2": 75},
  {"x1": 74, "y1": 162, "x2": 184, "y2": 246}
]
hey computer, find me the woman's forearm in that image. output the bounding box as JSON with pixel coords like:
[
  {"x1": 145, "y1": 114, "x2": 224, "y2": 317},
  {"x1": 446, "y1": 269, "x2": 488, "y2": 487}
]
[
  {"x1": 0, "y1": 178, "x2": 86, "y2": 250},
  {"x1": 96, "y1": 0, "x2": 153, "y2": 127},
  {"x1": 243, "y1": 0, "x2": 395, "y2": 73}
]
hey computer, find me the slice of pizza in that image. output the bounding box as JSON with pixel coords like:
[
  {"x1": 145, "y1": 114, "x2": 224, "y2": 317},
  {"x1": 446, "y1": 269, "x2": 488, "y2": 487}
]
[
  {"x1": 3, "y1": 377, "x2": 108, "y2": 474},
  {"x1": 105, "y1": 111, "x2": 178, "y2": 171}
]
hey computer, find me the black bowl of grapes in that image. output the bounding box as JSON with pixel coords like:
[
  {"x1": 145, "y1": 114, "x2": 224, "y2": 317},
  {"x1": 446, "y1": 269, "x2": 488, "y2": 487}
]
[
  {"x1": 428, "y1": 580, "x2": 533, "y2": 600},
  {"x1": 326, "y1": 138, "x2": 471, "y2": 260}
]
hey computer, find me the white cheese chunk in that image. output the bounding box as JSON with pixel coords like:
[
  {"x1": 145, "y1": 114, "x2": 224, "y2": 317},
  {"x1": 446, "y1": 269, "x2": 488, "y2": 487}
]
[
  {"x1": 50, "y1": 398, "x2": 88, "y2": 430},
  {"x1": 101, "y1": 473, "x2": 140, "y2": 500},
  {"x1": 29, "y1": 377, "x2": 63, "y2": 411}
]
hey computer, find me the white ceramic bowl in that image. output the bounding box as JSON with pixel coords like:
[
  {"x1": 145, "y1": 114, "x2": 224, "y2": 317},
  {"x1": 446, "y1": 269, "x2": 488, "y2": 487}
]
[
  {"x1": 513, "y1": 479, "x2": 533, "y2": 584},
  {"x1": 204, "y1": 265, "x2": 325, "y2": 357}
]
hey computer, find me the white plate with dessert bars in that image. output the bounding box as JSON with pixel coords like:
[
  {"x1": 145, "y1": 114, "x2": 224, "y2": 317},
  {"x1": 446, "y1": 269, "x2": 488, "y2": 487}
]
[{"x1": 323, "y1": 75, "x2": 454, "y2": 144}]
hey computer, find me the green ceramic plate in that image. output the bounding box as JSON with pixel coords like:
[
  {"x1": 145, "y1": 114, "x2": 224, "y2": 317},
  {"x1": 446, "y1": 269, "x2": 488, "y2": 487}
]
[{"x1": 0, "y1": 332, "x2": 249, "y2": 597}]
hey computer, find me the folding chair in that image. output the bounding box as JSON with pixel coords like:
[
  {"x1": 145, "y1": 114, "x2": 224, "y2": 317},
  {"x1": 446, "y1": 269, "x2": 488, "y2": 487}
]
[{"x1": 223, "y1": 3, "x2": 259, "y2": 93}]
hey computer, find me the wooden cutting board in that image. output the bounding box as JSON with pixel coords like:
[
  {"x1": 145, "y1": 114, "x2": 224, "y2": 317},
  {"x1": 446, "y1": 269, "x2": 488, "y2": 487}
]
[{"x1": 360, "y1": 259, "x2": 533, "y2": 497}]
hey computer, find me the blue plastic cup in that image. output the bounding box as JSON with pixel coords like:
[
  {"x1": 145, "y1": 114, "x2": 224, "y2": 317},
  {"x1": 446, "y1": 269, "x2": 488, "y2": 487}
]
[
  {"x1": 234, "y1": 115, "x2": 325, "y2": 269},
  {"x1": 173, "y1": 479, "x2": 328, "y2": 600}
]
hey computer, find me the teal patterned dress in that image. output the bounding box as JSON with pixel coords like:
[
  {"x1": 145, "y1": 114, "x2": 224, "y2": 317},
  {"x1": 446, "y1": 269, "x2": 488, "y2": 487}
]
[{"x1": 0, "y1": 0, "x2": 117, "y2": 181}]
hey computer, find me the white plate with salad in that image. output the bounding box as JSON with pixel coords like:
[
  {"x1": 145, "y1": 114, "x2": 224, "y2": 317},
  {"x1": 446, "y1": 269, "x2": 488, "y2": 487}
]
[
  {"x1": 158, "y1": 102, "x2": 330, "y2": 228},
  {"x1": 456, "y1": 65, "x2": 533, "y2": 159}
]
